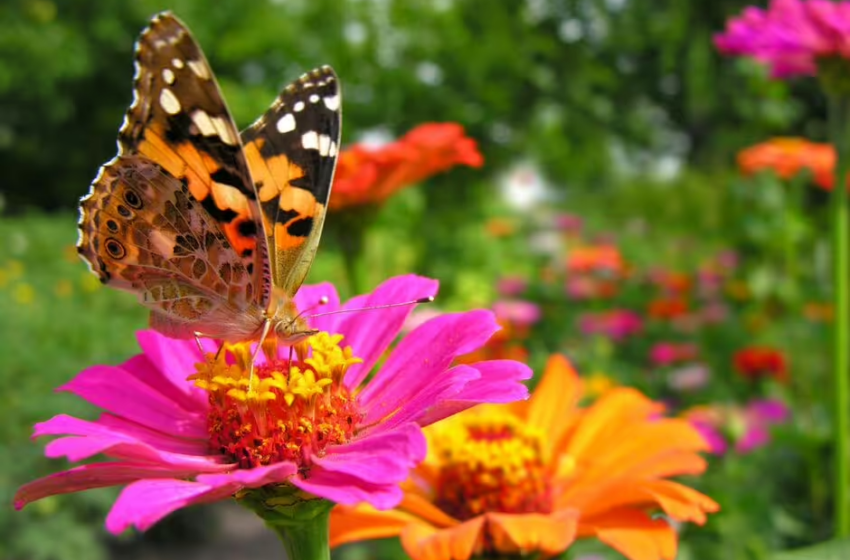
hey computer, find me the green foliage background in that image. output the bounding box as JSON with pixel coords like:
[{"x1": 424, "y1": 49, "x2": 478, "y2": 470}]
[{"x1": 2, "y1": 1, "x2": 847, "y2": 560}]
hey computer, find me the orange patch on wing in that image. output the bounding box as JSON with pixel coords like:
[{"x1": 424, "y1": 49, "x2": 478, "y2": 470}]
[{"x1": 274, "y1": 222, "x2": 307, "y2": 250}]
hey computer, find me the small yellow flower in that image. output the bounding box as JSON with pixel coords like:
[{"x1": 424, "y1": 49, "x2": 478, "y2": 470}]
[
  {"x1": 584, "y1": 371, "x2": 616, "y2": 397},
  {"x1": 13, "y1": 283, "x2": 35, "y2": 305}
]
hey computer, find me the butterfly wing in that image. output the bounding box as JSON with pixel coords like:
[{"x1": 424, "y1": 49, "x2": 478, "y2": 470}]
[
  {"x1": 78, "y1": 156, "x2": 265, "y2": 340},
  {"x1": 77, "y1": 12, "x2": 269, "y2": 339},
  {"x1": 116, "y1": 11, "x2": 271, "y2": 310},
  {"x1": 241, "y1": 66, "x2": 341, "y2": 298}
]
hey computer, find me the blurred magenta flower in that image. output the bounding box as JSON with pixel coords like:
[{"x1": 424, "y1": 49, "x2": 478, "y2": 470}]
[
  {"x1": 14, "y1": 275, "x2": 531, "y2": 533},
  {"x1": 650, "y1": 342, "x2": 699, "y2": 367},
  {"x1": 714, "y1": 0, "x2": 850, "y2": 79},
  {"x1": 683, "y1": 399, "x2": 791, "y2": 455},
  {"x1": 496, "y1": 275, "x2": 528, "y2": 297},
  {"x1": 735, "y1": 400, "x2": 792, "y2": 453},
  {"x1": 492, "y1": 300, "x2": 542, "y2": 327},
  {"x1": 579, "y1": 310, "x2": 643, "y2": 341},
  {"x1": 553, "y1": 212, "x2": 584, "y2": 234}
]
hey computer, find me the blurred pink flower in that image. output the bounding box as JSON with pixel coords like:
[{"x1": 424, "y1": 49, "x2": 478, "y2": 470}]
[
  {"x1": 649, "y1": 342, "x2": 699, "y2": 367},
  {"x1": 715, "y1": 0, "x2": 850, "y2": 78},
  {"x1": 682, "y1": 399, "x2": 790, "y2": 455},
  {"x1": 496, "y1": 275, "x2": 528, "y2": 297},
  {"x1": 14, "y1": 275, "x2": 532, "y2": 533},
  {"x1": 578, "y1": 310, "x2": 643, "y2": 341},
  {"x1": 492, "y1": 300, "x2": 542, "y2": 327},
  {"x1": 668, "y1": 364, "x2": 711, "y2": 392},
  {"x1": 553, "y1": 212, "x2": 583, "y2": 234}
]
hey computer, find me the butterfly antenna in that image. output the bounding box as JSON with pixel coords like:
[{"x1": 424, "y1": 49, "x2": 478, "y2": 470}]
[{"x1": 306, "y1": 296, "x2": 435, "y2": 320}]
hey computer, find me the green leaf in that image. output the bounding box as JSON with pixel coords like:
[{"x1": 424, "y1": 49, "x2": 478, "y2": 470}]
[{"x1": 771, "y1": 538, "x2": 850, "y2": 560}]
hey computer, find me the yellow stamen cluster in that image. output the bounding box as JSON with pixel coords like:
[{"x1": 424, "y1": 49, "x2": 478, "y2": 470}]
[
  {"x1": 429, "y1": 408, "x2": 553, "y2": 519},
  {"x1": 188, "y1": 332, "x2": 364, "y2": 469}
]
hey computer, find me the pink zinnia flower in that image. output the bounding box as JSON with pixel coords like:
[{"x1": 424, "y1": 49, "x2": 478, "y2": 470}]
[
  {"x1": 14, "y1": 275, "x2": 531, "y2": 533},
  {"x1": 682, "y1": 399, "x2": 790, "y2": 455},
  {"x1": 492, "y1": 299, "x2": 542, "y2": 327},
  {"x1": 715, "y1": 0, "x2": 850, "y2": 78},
  {"x1": 649, "y1": 342, "x2": 700, "y2": 367},
  {"x1": 578, "y1": 310, "x2": 642, "y2": 341}
]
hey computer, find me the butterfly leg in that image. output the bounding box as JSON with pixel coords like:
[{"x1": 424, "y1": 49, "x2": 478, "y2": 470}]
[{"x1": 248, "y1": 318, "x2": 274, "y2": 388}]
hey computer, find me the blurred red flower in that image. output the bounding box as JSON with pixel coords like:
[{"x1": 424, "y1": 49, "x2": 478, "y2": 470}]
[
  {"x1": 737, "y1": 137, "x2": 837, "y2": 190},
  {"x1": 733, "y1": 346, "x2": 789, "y2": 383},
  {"x1": 647, "y1": 297, "x2": 689, "y2": 320},
  {"x1": 330, "y1": 123, "x2": 484, "y2": 210}
]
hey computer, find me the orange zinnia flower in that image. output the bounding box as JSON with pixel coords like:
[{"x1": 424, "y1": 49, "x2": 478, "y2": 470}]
[
  {"x1": 737, "y1": 137, "x2": 836, "y2": 189},
  {"x1": 647, "y1": 297, "x2": 689, "y2": 320},
  {"x1": 330, "y1": 355, "x2": 719, "y2": 560},
  {"x1": 330, "y1": 122, "x2": 483, "y2": 210},
  {"x1": 566, "y1": 244, "x2": 624, "y2": 275}
]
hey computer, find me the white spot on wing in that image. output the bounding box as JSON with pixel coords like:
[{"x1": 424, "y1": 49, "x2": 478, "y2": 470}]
[
  {"x1": 329, "y1": 140, "x2": 338, "y2": 157},
  {"x1": 159, "y1": 88, "x2": 181, "y2": 114},
  {"x1": 162, "y1": 68, "x2": 175, "y2": 84},
  {"x1": 318, "y1": 134, "x2": 332, "y2": 156},
  {"x1": 277, "y1": 113, "x2": 297, "y2": 134},
  {"x1": 323, "y1": 94, "x2": 340, "y2": 111},
  {"x1": 191, "y1": 110, "x2": 216, "y2": 136},
  {"x1": 172, "y1": 58, "x2": 185, "y2": 68},
  {"x1": 309, "y1": 94, "x2": 320, "y2": 103},
  {"x1": 294, "y1": 101, "x2": 305, "y2": 112},
  {"x1": 301, "y1": 131, "x2": 319, "y2": 150},
  {"x1": 188, "y1": 59, "x2": 210, "y2": 80},
  {"x1": 211, "y1": 116, "x2": 238, "y2": 146}
]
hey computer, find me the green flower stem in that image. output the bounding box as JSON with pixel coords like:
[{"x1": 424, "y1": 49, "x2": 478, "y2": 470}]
[
  {"x1": 829, "y1": 92, "x2": 850, "y2": 538},
  {"x1": 238, "y1": 486, "x2": 334, "y2": 560}
]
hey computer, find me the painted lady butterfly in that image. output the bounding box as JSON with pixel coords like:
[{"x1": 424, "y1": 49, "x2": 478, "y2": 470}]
[{"x1": 77, "y1": 12, "x2": 341, "y2": 345}]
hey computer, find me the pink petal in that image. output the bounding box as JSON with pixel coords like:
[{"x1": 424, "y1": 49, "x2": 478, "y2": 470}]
[
  {"x1": 339, "y1": 275, "x2": 440, "y2": 389},
  {"x1": 135, "y1": 331, "x2": 207, "y2": 399},
  {"x1": 97, "y1": 413, "x2": 209, "y2": 455},
  {"x1": 313, "y1": 423, "x2": 425, "y2": 483},
  {"x1": 14, "y1": 462, "x2": 209, "y2": 509},
  {"x1": 361, "y1": 365, "x2": 480, "y2": 431},
  {"x1": 295, "y1": 282, "x2": 342, "y2": 334},
  {"x1": 415, "y1": 360, "x2": 532, "y2": 427},
  {"x1": 357, "y1": 310, "x2": 498, "y2": 423},
  {"x1": 195, "y1": 461, "x2": 298, "y2": 488},
  {"x1": 59, "y1": 363, "x2": 206, "y2": 438},
  {"x1": 106, "y1": 478, "x2": 232, "y2": 533},
  {"x1": 292, "y1": 470, "x2": 403, "y2": 510},
  {"x1": 121, "y1": 353, "x2": 207, "y2": 412}
]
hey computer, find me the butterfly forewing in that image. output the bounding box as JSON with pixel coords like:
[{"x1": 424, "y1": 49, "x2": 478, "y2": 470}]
[
  {"x1": 241, "y1": 66, "x2": 341, "y2": 298},
  {"x1": 117, "y1": 12, "x2": 271, "y2": 310}
]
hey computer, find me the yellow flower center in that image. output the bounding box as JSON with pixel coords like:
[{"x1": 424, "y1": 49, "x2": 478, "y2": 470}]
[
  {"x1": 188, "y1": 332, "x2": 363, "y2": 471},
  {"x1": 429, "y1": 409, "x2": 553, "y2": 520}
]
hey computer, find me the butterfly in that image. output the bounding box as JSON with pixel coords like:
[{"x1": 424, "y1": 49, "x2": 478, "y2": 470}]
[{"x1": 77, "y1": 12, "x2": 341, "y2": 347}]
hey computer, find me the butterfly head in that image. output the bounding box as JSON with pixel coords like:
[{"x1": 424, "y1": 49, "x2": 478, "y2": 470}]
[{"x1": 274, "y1": 317, "x2": 318, "y2": 345}]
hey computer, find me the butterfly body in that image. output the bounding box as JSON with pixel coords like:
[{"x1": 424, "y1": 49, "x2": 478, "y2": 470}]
[{"x1": 77, "y1": 12, "x2": 340, "y2": 346}]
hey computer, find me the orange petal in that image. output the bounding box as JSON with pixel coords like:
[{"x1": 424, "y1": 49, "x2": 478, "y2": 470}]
[
  {"x1": 400, "y1": 492, "x2": 461, "y2": 528},
  {"x1": 400, "y1": 517, "x2": 486, "y2": 560},
  {"x1": 565, "y1": 389, "x2": 661, "y2": 459},
  {"x1": 580, "y1": 509, "x2": 677, "y2": 560},
  {"x1": 486, "y1": 509, "x2": 579, "y2": 556},
  {"x1": 527, "y1": 354, "x2": 582, "y2": 454},
  {"x1": 330, "y1": 504, "x2": 419, "y2": 547}
]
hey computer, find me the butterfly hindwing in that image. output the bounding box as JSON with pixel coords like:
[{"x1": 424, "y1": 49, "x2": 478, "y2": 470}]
[
  {"x1": 241, "y1": 66, "x2": 341, "y2": 297},
  {"x1": 117, "y1": 12, "x2": 271, "y2": 309},
  {"x1": 78, "y1": 156, "x2": 265, "y2": 340}
]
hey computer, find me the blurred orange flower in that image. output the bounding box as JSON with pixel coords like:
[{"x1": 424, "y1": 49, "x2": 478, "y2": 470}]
[
  {"x1": 330, "y1": 355, "x2": 719, "y2": 560},
  {"x1": 567, "y1": 244, "x2": 624, "y2": 275},
  {"x1": 330, "y1": 123, "x2": 483, "y2": 210},
  {"x1": 737, "y1": 137, "x2": 836, "y2": 189}
]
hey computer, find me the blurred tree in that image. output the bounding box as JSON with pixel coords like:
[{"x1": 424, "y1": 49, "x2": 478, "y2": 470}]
[{"x1": 0, "y1": 0, "x2": 827, "y2": 213}]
